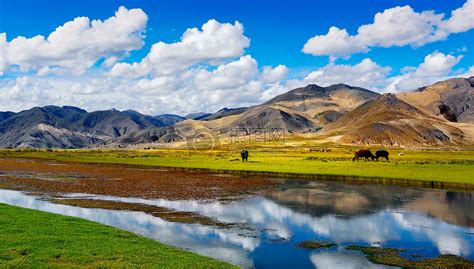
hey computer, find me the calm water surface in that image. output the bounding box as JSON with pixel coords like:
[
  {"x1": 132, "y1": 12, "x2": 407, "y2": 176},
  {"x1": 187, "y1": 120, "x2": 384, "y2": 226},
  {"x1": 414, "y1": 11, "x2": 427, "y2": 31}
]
[{"x1": 0, "y1": 179, "x2": 473, "y2": 268}]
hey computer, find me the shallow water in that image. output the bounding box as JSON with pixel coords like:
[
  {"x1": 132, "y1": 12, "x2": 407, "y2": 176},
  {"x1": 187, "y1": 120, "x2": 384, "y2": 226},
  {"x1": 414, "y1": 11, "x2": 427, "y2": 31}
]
[{"x1": 0, "y1": 179, "x2": 473, "y2": 268}]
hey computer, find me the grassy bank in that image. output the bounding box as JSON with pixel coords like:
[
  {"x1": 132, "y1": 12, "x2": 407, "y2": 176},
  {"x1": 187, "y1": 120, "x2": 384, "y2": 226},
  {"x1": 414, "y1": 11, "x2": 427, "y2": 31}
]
[
  {"x1": 0, "y1": 147, "x2": 473, "y2": 188},
  {"x1": 0, "y1": 203, "x2": 235, "y2": 268}
]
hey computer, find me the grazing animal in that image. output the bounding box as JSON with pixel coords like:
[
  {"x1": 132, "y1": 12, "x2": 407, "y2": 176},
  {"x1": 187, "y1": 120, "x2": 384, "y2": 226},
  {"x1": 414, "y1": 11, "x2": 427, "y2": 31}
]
[
  {"x1": 353, "y1": 149, "x2": 375, "y2": 162},
  {"x1": 241, "y1": 150, "x2": 249, "y2": 162},
  {"x1": 375, "y1": 150, "x2": 389, "y2": 162}
]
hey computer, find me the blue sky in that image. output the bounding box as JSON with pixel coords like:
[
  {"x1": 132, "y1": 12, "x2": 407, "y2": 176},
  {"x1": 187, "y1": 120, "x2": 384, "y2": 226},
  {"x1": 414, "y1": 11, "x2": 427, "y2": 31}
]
[
  {"x1": 0, "y1": 0, "x2": 473, "y2": 114},
  {"x1": 1, "y1": 0, "x2": 472, "y2": 70}
]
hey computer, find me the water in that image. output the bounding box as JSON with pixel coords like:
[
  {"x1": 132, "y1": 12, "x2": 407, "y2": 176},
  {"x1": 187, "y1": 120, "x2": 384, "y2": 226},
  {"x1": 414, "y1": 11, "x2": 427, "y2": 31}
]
[{"x1": 0, "y1": 180, "x2": 473, "y2": 268}]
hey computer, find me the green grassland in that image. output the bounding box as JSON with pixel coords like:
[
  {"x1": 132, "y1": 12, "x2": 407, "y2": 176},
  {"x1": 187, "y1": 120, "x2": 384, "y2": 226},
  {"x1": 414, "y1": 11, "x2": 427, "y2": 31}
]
[
  {"x1": 1, "y1": 144, "x2": 473, "y2": 187},
  {"x1": 0, "y1": 203, "x2": 235, "y2": 268}
]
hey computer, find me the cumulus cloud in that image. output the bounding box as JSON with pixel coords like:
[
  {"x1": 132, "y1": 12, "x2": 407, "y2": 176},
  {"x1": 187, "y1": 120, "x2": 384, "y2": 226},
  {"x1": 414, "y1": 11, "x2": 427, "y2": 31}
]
[
  {"x1": 260, "y1": 65, "x2": 288, "y2": 84},
  {"x1": 110, "y1": 19, "x2": 250, "y2": 77},
  {"x1": 440, "y1": 0, "x2": 474, "y2": 34},
  {"x1": 386, "y1": 51, "x2": 463, "y2": 91},
  {"x1": 300, "y1": 58, "x2": 391, "y2": 89},
  {"x1": 0, "y1": 5, "x2": 471, "y2": 115},
  {"x1": 0, "y1": 34, "x2": 7, "y2": 75},
  {"x1": 303, "y1": 0, "x2": 474, "y2": 57},
  {"x1": 262, "y1": 50, "x2": 469, "y2": 100},
  {"x1": 259, "y1": 58, "x2": 390, "y2": 101},
  {"x1": 302, "y1": 26, "x2": 367, "y2": 56},
  {"x1": 127, "y1": 55, "x2": 264, "y2": 112},
  {"x1": 1, "y1": 55, "x2": 284, "y2": 115},
  {"x1": 0, "y1": 6, "x2": 147, "y2": 75},
  {"x1": 0, "y1": 77, "x2": 60, "y2": 111}
]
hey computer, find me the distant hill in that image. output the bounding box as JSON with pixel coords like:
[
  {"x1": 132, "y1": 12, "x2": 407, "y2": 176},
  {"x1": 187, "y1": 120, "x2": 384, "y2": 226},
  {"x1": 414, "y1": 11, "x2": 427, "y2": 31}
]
[
  {"x1": 154, "y1": 114, "x2": 186, "y2": 126},
  {"x1": 0, "y1": 107, "x2": 101, "y2": 148},
  {"x1": 264, "y1": 83, "x2": 378, "y2": 105},
  {"x1": 220, "y1": 105, "x2": 320, "y2": 133},
  {"x1": 184, "y1": 112, "x2": 212, "y2": 120},
  {"x1": 0, "y1": 112, "x2": 15, "y2": 122},
  {"x1": 1, "y1": 77, "x2": 473, "y2": 148},
  {"x1": 104, "y1": 127, "x2": 182, "y2": 147},
  {"x1": 322, "y1": 94, "x2": 468, "y2": 146},
  {"x1": 0, "y1": 106, "x2": 172, "y2": 148},
  {"x1": 263, "y1": 83, "x2": 379, "y2": 126},
  {"x1": 397, "y1": 77, "x2": 474, "y2": 123},
  {"x1": 201, "y1": 107, "x2": 248, "y2": 121},
  {"x1": 171, "y1": 83, "x2": 379, "y2": 136}
]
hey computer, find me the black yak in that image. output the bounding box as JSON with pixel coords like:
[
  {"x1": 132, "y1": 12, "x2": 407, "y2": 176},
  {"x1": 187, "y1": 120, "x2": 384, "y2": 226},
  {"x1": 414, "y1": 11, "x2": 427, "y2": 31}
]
[
  {"x1": 375, "y1": 150, "x2": 389, "y2": 162},
  {"x1": 241, "y1": 150, "x2": 249, "y2": 162},
  {"x1": 353, "y1": 149, "x2": 375, "y2": 162}
]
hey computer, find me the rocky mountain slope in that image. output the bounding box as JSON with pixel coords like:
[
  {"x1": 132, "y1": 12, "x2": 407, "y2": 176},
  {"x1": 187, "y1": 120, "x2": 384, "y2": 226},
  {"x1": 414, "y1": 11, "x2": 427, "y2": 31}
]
[
  {"x1": 0, "y1": 106, "x2": 175, "y2": 148},
  {"x1": 397, "y1": 77, "x2": 474, "y2": 123},
  {"x1": 1, "y1": 77, "x2": 472, "y2": 148},
  {"x1": 321, "y1": 94, "x2": 468, "y2": 146}
]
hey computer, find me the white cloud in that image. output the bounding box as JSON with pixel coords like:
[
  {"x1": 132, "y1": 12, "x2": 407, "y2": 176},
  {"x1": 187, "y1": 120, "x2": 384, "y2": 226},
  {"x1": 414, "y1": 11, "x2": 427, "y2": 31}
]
[
  {"x1": 0, "y1": 11, "x2": 279, "y2": 115},
  {"x1": 125, "y1": 55, "x2": 264, "y2": 112},
  {"x1": 0, "y1": 34, "x2": 7, "y2": 75},
  {"x1": 302, "y1": 26, "x2": 367, "y2": 56},
  {"x1": 0, "y1": 5, "x2": 471, "y2": 116},
  {"x1": 263, "y1": 50, "x2": 469, "y2": 100},
  {"x1": 416, "y1": 52, "x2": 463, "y2": 77},
  {"x1": 110, "y1": 19, "x2": 250, "y2": 77},
  {"x1": 0, "y1": 6, "x2": 147, "y2": 75},
  {"x1": 0, "y1": 77, "x2": 59, "y2": 111},
  {"x1": 301, "y1": 58, "x2": 391, "y2": 89},
  {"x1": 260, "y1": 58, "x2": 390, "y2": 101},
  {"x1": 356, "y1": 6, "x2": 444, "y2": 48},
  {"x1": 386, "y1": 51, "x2": 463, "y2": 91},
  {"x1": 270, "y1": 58, "x2": 391, "y2": 94},
  {"x1": 310, "y1": 252, "x2": 388, "y2": 269},
  {"x1": 191, "y1": 55, "x2": 258, "y2": 90},
  {"x1": 440, "y1": 0, "x2": 474, "y2": 34},
  {"x1": 260, "y1": 65, "x2": 288, "y2": 83},
  {"x1": 303, "y1": 0, "x2": 474, "y2": 57},
  {"x1": 459, "y1": 66, "x2": 474, "y2": 78},
  {"x1": 1, "y1": 55, "x2": 281, "y2": 115}
]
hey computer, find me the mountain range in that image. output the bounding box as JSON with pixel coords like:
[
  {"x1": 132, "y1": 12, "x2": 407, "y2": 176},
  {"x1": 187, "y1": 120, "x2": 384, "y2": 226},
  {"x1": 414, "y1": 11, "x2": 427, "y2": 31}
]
[{"x1": 1, "y1": 77, "x2": 473, "y2": 148}]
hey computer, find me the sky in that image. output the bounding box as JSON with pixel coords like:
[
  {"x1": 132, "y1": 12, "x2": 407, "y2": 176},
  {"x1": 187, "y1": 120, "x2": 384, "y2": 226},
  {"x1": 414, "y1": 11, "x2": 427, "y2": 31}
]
[{"x1": 0, "y1": 0, "x2": 473, "y2": 115}]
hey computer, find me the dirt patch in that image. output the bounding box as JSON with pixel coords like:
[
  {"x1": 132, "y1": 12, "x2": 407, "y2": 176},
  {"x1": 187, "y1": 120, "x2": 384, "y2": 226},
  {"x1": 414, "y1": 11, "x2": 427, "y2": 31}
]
[
  {"x1": 0, "y1": 158, "x2": 276, "y2": 201},
  {"x1": 51, "y1": 198, "x2": 233, "y2": 228},
  {"x1": 346, "y1": 245, "x2": 474, "y2": 268}
]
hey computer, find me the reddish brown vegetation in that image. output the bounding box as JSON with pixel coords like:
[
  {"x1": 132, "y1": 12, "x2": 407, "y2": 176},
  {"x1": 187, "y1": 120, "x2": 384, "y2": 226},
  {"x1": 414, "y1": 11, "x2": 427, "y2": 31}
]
[{"x1": 0, "y1": 158, "x2": 275, "y2": 200}]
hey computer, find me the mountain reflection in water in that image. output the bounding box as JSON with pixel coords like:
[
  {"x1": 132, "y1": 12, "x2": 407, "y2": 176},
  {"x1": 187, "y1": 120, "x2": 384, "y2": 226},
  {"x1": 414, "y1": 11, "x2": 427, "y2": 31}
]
[{"x1": 0, "y1": 180, "x2": 472, "y2": 269}]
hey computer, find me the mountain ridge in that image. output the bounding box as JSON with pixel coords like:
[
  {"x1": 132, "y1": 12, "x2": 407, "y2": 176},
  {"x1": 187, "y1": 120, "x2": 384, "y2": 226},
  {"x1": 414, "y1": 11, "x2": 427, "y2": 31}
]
[{"x1": 1, "y1": 78, "x2": 473, "y2": 148}]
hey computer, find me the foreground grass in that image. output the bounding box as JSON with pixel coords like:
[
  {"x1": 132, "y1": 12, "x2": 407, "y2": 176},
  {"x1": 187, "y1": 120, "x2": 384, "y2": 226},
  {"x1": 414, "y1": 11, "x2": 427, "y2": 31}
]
[
  {"x1": 0, "y1": 147, "x2": 473, "y2": 186},
  {"x1": 0, "y1": 203, "x2": 235, "y2": 268}
]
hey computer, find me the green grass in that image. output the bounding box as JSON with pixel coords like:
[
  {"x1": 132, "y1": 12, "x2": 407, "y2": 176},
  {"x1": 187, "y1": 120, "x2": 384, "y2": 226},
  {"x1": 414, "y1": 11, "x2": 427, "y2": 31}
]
[
  {"x1": 1, "y1": 147, "x2": 473, "y2": 186},
  {"x1": 0, "y1": 203, "x2": 236, "y2": 268}
]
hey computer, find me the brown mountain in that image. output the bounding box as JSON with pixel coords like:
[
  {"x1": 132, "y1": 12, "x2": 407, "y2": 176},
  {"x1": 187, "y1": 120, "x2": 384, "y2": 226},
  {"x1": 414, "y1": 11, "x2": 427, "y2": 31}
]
[
  {"x1": 171, "y1": 84, "x2": 379, "y2": 135},
  {"x1": 1, "y1": 78, "x2": 473, "y2": 148},
  {"x1": 263, "y1": 84, "x2": 379, "y2": 125},
  {"x1": 397, "y1": 77, "x2": 474, "y2": 123},
  {"x1": 322, "y1": 93, "x2": 468, "y2": 147}
]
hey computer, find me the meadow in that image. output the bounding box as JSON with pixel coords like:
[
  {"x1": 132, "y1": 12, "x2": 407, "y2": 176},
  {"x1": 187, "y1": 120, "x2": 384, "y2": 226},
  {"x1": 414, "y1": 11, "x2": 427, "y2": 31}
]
[
  {"x1": 1, "y1": 143, "x2": 473, "y2": 189},
  {"x1": 0, "y1": 203, "x2": 235, "y2": 268},
  {"x1": 0, "y1": 143, "x2": 473, "y2": 267}
]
